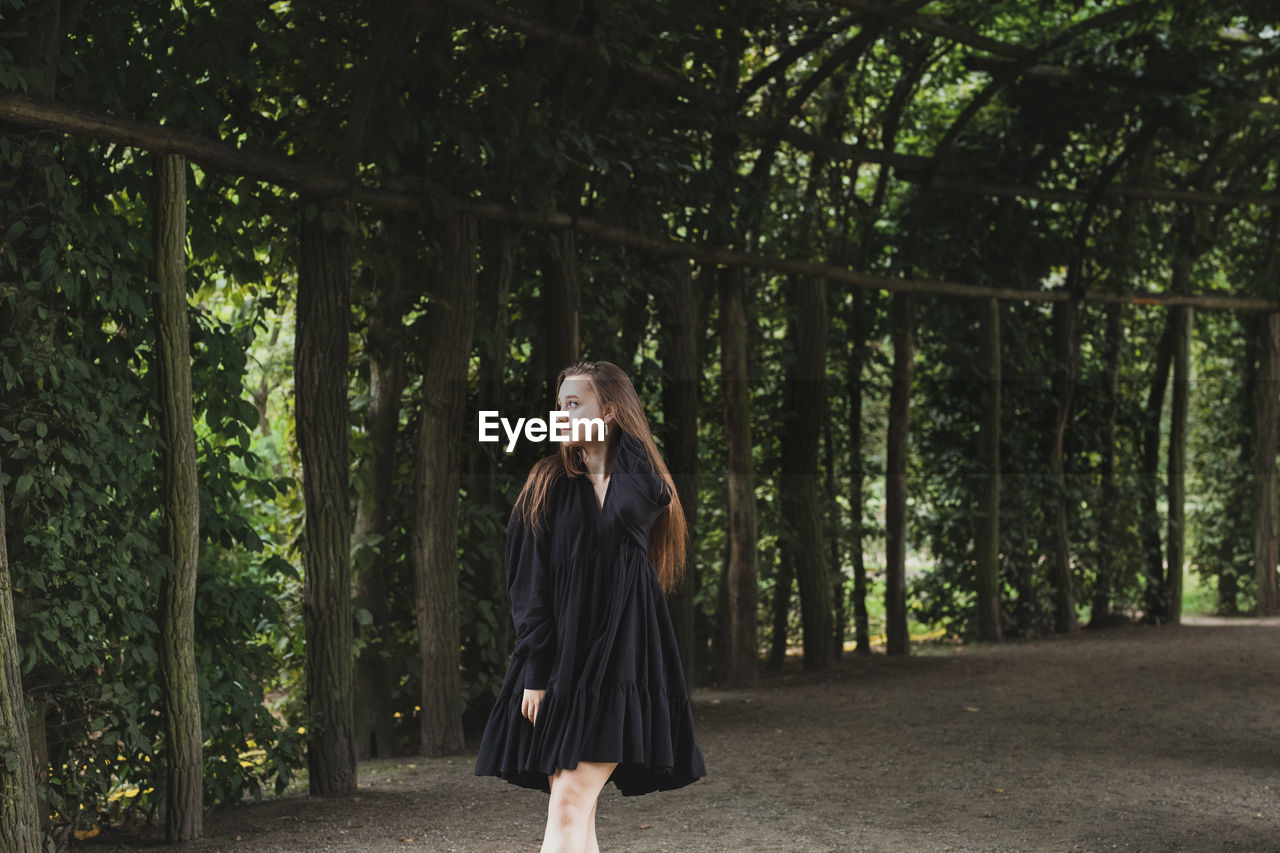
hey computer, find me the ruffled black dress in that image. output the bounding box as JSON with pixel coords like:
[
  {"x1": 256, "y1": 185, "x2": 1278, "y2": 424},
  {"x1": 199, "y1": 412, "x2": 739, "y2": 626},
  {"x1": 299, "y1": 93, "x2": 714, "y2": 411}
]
[{"x1": 473, "y1": 427, "x2": 707, "y2": 796}]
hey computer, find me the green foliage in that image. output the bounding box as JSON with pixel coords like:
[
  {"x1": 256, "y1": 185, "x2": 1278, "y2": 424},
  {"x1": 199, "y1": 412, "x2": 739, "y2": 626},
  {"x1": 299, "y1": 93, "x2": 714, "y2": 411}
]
[
  {"x1": 1, "y1": 27, "x2": 306, "y2": 838},
  {"x1": 457, "y1": 498, "x2": 509, "y2": 712},
  {"x1": 1187, "y1": 310, "x2": 1256, "y2": 613}
]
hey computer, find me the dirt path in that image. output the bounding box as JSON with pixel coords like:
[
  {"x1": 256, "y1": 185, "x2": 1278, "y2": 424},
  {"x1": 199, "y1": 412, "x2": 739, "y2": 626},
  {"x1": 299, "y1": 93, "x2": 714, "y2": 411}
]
[{"x1": 79, "y1": 617, "x2": 1280, "y2": 852}]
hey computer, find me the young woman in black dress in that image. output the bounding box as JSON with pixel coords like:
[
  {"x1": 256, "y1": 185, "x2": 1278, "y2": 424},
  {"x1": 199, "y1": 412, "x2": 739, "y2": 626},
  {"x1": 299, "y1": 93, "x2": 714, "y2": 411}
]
[{"x1": 474, "y1": 360, "x2": 707, "y2": 852}]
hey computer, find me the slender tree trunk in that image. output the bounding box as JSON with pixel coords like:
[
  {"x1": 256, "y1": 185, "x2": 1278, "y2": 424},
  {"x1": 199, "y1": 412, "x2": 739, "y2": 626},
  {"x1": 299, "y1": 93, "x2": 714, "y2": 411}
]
[
  {"x1": 660, "y1": 259, "x2": 699, "y2": 688},
  {"x1": 1141, "y1": 316, "x2": 1175, "y2": 624},
  {"x1": 1090, "y1": 303, "x2": 1124, "y2": 626},
  {"x1": 885, "y1": 292, "x2": 914, "y2": 656},
  {"x1": 770, "y1": 537, "x2": 793, "y2": 668},
  {"x1": 251, "y1": 318, "x2": 283, "y2": 439},
  {"x1": 781, "y1": 276, "x2": 833, "y2": 669},
  {"x1": 824, "y1": 412, "x2": 844, "y2": 659},
  {"x1": 1254, "y1": 311, "x2": 1280, "y2": 616},
  {"x1": 847, "y1": 290, "x2": 871, "y2": 655},
  {"x1": 616, "y1": 282, "x2": 650, "y2": 369},
  {"x1": 719, "y1": 266, "x2": 759, "y2": 687},
  {"x1": 296, "y1": 198, "x2": 358, "y2": 794},
  {"x1": 414, "y1": 212, "x2": 478, "y2": 756},
  {"x1": 1048, "y1": 297, "x2": 1080, "y2": 633},
  {"x1": 542, "y1": 229, "x2": 580, "y2": 384},
  {"x1": 1166, "y1": 304, "x2": 1192, "y2": 624},
  {"x1": 475, "y1": 219, "x2": 517, "y2": 655},
  {"x1": 0, "y1": 456, "x2": 40, "y2": 853},
  {"x1": 352, "y1": 217, "x2": 410, "y2": 762},
  {"x1": 1161, "y1": 214, "x2": 1200, "y2": 626},
  {"x1": 975, "y1": 296, "x2": 1002, "y2": 642},
  {"x1": 706, "y1": 28, "x2": 745, "y2": 683},
  {"x1": 150, "y1": 153, "x2": 203, "y2": 840}
]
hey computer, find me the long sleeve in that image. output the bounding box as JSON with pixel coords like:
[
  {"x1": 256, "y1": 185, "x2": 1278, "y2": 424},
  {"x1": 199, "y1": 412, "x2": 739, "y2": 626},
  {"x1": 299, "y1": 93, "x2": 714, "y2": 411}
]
[{"x1": 506, "y1": 503, "x2": 556, "y2": 689}]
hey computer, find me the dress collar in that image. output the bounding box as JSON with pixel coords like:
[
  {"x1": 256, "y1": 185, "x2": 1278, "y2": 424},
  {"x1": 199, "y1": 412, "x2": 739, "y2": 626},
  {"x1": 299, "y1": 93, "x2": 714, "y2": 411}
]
[{"x1": 612, "y1": 427, "x2": 647, "y2": 473}]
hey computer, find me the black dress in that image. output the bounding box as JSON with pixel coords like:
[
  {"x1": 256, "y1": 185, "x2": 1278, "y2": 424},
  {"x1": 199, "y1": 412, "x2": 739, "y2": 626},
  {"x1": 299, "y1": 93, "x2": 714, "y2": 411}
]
[{"x1": 473, "y1": 427, "x2": 707, "y2": 796}]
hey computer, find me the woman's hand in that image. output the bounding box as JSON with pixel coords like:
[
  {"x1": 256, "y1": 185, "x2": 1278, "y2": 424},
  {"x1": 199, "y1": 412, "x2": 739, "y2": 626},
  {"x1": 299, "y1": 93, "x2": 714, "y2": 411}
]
[{"x1": 521, "y1": 688, "x2": 545, "y2": 725}]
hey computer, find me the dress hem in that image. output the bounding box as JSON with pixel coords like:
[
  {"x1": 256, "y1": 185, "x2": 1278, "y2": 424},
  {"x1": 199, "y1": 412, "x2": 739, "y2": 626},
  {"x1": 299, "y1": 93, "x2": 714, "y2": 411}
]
[{"x1": 474, "y1": 681, "x2": 707, "y2": 797}]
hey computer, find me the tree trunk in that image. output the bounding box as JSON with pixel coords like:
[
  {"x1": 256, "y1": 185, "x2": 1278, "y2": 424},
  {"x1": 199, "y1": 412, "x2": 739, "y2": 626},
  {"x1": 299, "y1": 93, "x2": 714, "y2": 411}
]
[
  {"x1": 1090, "y1": 303, "x2": 1124, "y2": 626},
  {"x1": 1047, "y1": 297, "x2": 1080, "y2": 634},
  {"x1": 844, "y1": 289, "x2": 872, "y2": 655},
  {"x1": 1141, "y1": 315, "x2": 1175, "y2": 623},
  {"x1": 615, "y1": 283, "x2": 650, "y2": 370},
  {"x1": 296, "y1": 197, "x2": 358, "y2": 794},
  {"x1": 542, "y1": 229, "x2": 580, "y2": 385},
  {"x1": 824, "y1": 411, "x2": 844, "y2": 659},
  {"x1": 719, "y1": 266, "x2": 759, "y2": 687},
  {"x1": 475, "y1": 219, "x2": 517, "y2": 655},
  {"x1": 414, "y1": 212, "x2": 478, "y2": 756},
  {"x1": 352, "y1": 217, "x2": 411, "y2": 762},
  {"x1": 770, "y1": 538, "x2": 793, "y2": 669},
  {"x1": 0, "y1": 455, "x2": 40, "y2": 853},
  {"x1": 885, "y1": 291, "x2": 914, "y2": 656},
  {"x1": 1166, "y1": 304, "x2": 1192, "y2": 624},
  {"x1": 660, "y1": 259, "x2": 699, "y2": 688},
  {"x1": 150, "y1": 153, "x2": 203, "y2": 840},
  {"x1": 974, "y1": 296, "x2": 1002, "y2": 642},
  {"x1": 780, "y1": 276, "x2": 833, "y2": 669},
  {"x1": 1254, "y1": 311, "x2": 1280, "y2": 616}
]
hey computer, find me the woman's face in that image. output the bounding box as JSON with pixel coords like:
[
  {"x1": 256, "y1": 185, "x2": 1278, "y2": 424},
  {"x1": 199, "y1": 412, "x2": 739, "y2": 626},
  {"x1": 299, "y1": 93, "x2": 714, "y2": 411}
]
[{"x1": 556, "y1": 375, "x2": 611, "y2": 445}]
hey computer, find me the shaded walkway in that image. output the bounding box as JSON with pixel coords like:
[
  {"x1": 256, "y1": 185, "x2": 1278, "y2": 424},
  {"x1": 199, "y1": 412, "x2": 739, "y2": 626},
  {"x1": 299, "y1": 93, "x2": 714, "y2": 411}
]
[{"x1": 83, "y1": 618, "x2": 1280, "y2": 852}]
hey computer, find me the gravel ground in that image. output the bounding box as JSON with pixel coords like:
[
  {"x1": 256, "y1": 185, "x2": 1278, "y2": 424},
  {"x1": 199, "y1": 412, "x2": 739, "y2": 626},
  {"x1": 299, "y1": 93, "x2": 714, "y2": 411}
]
[{"x1": 77, "y1": 616, "x2": 1280, "y2": 853}]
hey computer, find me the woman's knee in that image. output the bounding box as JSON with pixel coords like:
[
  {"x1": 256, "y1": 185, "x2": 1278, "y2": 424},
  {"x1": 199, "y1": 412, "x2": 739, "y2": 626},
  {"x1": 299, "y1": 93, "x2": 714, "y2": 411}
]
[{"x1": 549, "y1": 762, "x2": 615, "y2": 814}]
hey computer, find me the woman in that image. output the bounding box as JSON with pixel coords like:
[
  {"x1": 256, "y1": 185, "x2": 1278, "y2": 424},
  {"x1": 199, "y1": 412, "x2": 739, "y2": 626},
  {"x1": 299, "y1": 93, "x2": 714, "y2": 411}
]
[{"x1": 474, "y1": 360, "x2": 707, "y2": 852}]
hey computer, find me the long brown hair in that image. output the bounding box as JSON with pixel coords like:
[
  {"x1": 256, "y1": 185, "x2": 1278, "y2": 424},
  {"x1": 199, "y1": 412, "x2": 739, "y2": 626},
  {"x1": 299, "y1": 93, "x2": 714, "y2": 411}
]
[{"x1": 512, "y1": 360, "x2": 689, "y2": 595}]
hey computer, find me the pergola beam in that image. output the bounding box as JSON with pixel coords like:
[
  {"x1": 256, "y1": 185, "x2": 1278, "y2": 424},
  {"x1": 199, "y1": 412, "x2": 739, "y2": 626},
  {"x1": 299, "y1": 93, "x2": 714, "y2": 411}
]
[
  {"x1": 963, "y1": 56, "x2": 1280, "y2": 117},
  {"x1": 903, "y1": 171, "x2": 1280, "y2": 208},
  {"x1": 2, "y1": 93, "x2": 1276, "y2": 312},
  {"x1": 830, "y1": 0, "x2": 1032, "y2": 60},
  {"x1": 0, "y1": 94, "x2": 420, "y2": 212},
  {"x1": 762, "y1": 125, "x2": 1280, "y2": 207}
]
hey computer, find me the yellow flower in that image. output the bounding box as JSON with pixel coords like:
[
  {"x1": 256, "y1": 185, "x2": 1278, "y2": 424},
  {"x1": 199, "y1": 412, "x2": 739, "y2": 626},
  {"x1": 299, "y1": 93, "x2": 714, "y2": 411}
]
[{"x1": 106, "y1": 785, "x2": 140, "y2": 803}]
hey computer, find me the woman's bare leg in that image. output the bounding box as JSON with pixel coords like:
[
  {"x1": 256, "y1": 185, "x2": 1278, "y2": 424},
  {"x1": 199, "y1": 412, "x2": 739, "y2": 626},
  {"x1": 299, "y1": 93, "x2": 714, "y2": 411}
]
[
  {"x1": 541, "y1": 761, "x2": 617, "y2": 853},
  {"x1": 586, "y1": 798, "x2": 599, "y2": 853}
]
